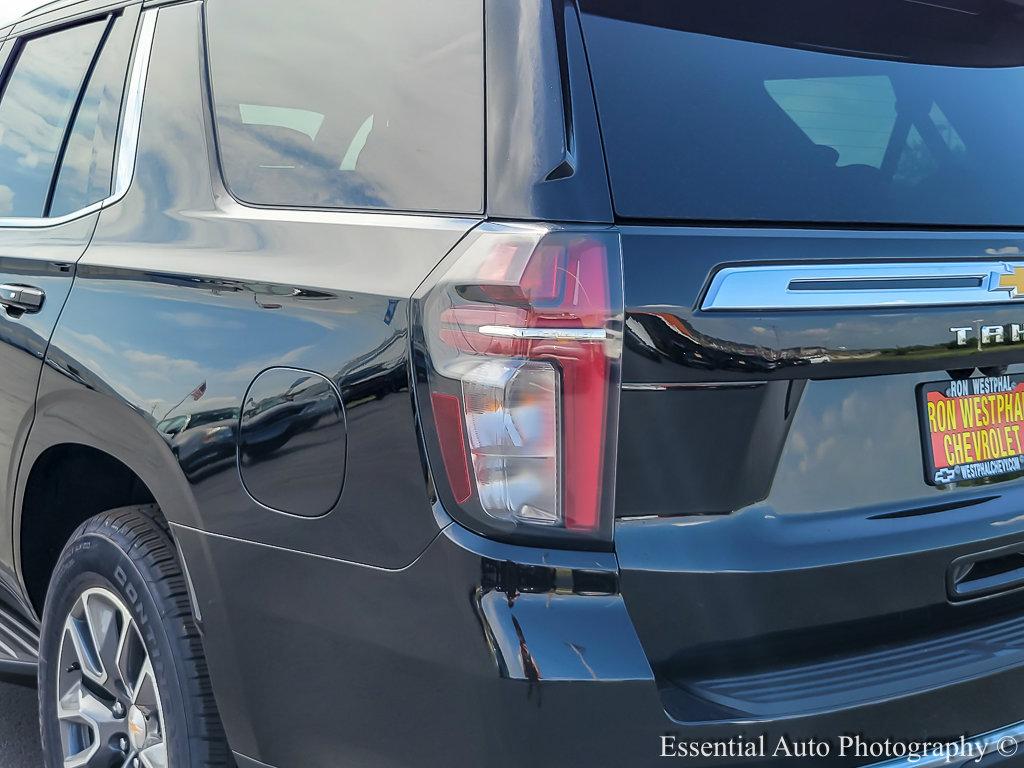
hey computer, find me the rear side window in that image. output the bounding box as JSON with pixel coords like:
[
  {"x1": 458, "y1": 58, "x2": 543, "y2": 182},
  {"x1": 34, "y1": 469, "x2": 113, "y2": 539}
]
[
  {"x1": 0, "y1": 20, "x2": 106, "y2": 218},
  {"x1": 50, "y1": 15, "x2": 135, "y2": 218},
  {"x1": 579, "y1": 1, "x2": 1024, "y2": 226},
  {"x1": 205, "y1": 0, "x2": 484, "y2": 214}
]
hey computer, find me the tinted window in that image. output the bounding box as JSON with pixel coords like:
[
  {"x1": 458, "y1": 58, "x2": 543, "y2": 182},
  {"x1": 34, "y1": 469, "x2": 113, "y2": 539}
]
[
  {"x1": 50, "y1": 15, "x2": 134, "y2": 217},
  {"x1": 581, "y1": 0, "x2": 1024, "y2": 68},
  {"x1": 0, "y1": 21, "x2": 105, "y2": 218},
  {"x1": 206, "y1": 0, "x2": 484, "y2": 213},
  {"x1": 579, "y1": 4, "x2": 1024, "y2": 225}
]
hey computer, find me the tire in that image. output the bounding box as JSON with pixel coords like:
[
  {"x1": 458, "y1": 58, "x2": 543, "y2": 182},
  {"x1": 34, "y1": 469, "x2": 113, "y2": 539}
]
[{"x1": 38, "y1": 504, "x2": 229, "y2": 768}]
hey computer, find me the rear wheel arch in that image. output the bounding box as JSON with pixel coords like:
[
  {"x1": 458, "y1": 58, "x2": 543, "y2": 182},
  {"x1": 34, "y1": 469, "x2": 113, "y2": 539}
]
[{"x1": 16, "y1": 386, "x2": 202, "y2": 618}]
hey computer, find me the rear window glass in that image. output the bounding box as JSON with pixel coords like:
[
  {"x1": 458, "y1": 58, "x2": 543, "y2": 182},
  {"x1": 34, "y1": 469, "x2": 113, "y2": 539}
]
[
  {"x1": 205, "y1": 0, "x2": 484, "y2": 214},
  {"x1": 578, "y1": 1, "x2": 1024, "y2": 226}
]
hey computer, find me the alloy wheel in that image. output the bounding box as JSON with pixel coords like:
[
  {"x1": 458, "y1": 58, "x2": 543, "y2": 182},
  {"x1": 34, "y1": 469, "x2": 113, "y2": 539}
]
[{"x1": 55, "y1": 587, "x2": 167, "y2": 768}]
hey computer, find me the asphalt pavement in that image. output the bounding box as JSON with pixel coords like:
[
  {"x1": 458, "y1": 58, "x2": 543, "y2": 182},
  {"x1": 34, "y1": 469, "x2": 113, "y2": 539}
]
[{"x1": 0, "y1": 679, "x2": 41, "y2": 767}]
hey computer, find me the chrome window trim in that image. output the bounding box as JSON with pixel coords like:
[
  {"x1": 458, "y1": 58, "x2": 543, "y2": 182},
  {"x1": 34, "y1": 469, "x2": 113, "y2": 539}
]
[
  {"x1": 0, "y1": 7, "x2": 156, "y2": 231},
  {"x1": 702, "y1": 261, "x2": 1024, "y2": 311},
  {"x1": 211, "y1": 196, "x2": 485, "y2": 229},
  {"x1": 110, "y1": 7, "x2": 155, "y2": 202}
]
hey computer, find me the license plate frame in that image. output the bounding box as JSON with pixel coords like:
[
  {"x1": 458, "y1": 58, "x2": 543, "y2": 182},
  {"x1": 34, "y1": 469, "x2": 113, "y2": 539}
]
[{"x1": 918, "y1": 375, "x2": 1024, "y2": 486}]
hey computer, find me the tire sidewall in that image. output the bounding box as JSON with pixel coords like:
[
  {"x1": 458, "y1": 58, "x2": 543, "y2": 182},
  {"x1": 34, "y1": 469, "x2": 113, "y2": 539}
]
[{"x1": 39, "y1": 528, "x2": 189, "y2": 767}]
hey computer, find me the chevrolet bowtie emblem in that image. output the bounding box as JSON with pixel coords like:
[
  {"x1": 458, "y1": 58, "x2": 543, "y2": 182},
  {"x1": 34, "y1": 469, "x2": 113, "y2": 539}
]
[{"x1": 990, "y1": 265, "x2": 1024, "y2": 298}]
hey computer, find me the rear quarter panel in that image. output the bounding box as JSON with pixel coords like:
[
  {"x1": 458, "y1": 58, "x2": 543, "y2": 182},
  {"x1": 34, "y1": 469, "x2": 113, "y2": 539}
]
[{"x1": 36, "y1": 1, "x2": 478, "y2": 568}]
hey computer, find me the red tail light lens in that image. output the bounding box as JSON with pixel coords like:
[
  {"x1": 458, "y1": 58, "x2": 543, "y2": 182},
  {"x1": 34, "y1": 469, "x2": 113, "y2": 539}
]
[{"x1": 414, "y1": 224, "x2": 623, "y2": 546}]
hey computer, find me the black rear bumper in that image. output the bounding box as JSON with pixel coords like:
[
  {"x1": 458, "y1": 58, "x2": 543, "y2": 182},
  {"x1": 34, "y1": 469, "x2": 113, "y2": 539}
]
[{"x1": 172, "y1": 507, "x2": 1024, "y2": 768}]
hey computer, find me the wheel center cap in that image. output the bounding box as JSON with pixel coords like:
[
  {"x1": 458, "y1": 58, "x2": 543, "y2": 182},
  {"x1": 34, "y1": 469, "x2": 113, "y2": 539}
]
[{"x1": 127, "y1": 706, "x2": 147, "y2": 751}]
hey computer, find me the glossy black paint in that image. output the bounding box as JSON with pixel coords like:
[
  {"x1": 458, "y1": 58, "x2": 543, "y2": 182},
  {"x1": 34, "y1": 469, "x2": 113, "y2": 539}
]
[
  {"x1": 622, "y1": 228, "x2": 1024, "y2": 382},
  {"x1": 175, "y1": 516, "x2": 1024, "y2": 767},
  {"x1": 36, "y1": 2, "x2": 472, "y2": 571},
  {"x1": 0, "y1": 1, "x2": 1022, "y2": 766},
  {"x1": 615, "y1": 228, "x2": 1024, "y2": 521},
  {"x1": 238, "y1": 368, "x2": 346, "y2": 518},
  {"x1": 484, "y1": 0, "x2": 612, "y2": 223},
  {"x1": 172, "y1": 520, "x2": 661, "y2": 767},
  {"x1": 0, "y1": 216, "x2": 98, "y2": 590},
  {"x1": 615, "y1": 380, "x2": 798, "y2": 517}
]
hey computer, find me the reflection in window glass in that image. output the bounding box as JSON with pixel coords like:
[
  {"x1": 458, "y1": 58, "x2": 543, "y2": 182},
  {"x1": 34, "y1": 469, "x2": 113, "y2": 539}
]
[
  {"x1": 0, "y1": 21, "x2": 105, "y2": 218},
  {"x1": 239, "y1": 104, "x2": 324, "y2": 141},
  {"x1": 206, "y1": 0, "x2": 484, "y2": 213},
  {"x1": 50, "y1": 15, "x2": 134, "y2": 218},
  {"x1": 894, "y1": 126, "x2": 936, "y2": 187},
  {"x1": 581, "y1": 11, "x2": 1024, "y2": 225},
  {"x1": 765, "y1": 77, "x2": 897, "y2": 169},
  {"x1": 929, "y1": 104, "x2": 966, "y2": 155},
  {"x1": 766, "y1": 77, "x2": 973, "y2": 198}
]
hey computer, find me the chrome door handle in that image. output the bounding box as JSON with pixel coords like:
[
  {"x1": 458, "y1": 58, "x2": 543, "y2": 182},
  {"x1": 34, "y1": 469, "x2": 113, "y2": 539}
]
[{"x1": 0, "y1": 284, "x2": 44, "y2": 314}]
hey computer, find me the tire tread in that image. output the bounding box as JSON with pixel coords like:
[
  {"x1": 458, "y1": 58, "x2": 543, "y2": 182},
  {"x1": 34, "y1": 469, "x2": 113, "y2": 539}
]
[{"x1": 39, "y1": 504, "x2": 231, "y2": 767}]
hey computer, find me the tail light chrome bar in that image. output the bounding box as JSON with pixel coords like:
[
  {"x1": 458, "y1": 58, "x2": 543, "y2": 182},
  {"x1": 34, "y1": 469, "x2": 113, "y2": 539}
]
[{"x1": 478, "y1": 325, "x2": 608, "y2": 341}]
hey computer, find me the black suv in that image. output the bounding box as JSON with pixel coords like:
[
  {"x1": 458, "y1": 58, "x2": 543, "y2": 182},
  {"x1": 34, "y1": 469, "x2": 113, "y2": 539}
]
[{"x1": 2, "y1": 1, "x2": 1024, "y2": 766}]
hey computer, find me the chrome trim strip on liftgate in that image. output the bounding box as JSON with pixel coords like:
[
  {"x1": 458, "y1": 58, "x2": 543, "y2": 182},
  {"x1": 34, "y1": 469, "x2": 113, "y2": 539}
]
[
  {"x1": 702, "y1": 261, "x2": 1024, "y2": 310},
  {"x1": 621, "y1": 381, "x2": 766, "y2": 391}
]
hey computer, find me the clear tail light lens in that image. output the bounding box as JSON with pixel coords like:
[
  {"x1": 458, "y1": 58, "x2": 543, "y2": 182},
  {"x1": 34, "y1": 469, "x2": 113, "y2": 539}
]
[
  {"x1": 464, "y1": 359, "x2": 561, "y2": 525},
  {"x1": 412, "y1": 224, "x2": 623, "y2": 547}
]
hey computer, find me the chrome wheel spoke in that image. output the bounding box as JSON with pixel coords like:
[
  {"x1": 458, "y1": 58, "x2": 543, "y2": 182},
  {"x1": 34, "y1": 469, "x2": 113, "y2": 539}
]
[
  {"x1": 63, "y1": 612, "x2": 103, "y2": 686},
  {"x1": 57, "y1": 681, "x2": 112, "y2": 768},
  {"x1": 62, "y1": 742, "x2": 96, "y2": 768},
  {"x1": 112, "y1": 611, "x2": 137, "y2": 697},
  {"x1": 132, "y1": 661, "x2": 166, "y2": 765},
  {"x1": 83, "y1": 592, "x2": 128, "y2": 691},
  {"x1": 139, "y1": 742, "x2": 168, "y2": 768},
  {"x1": 58, "y1": 681, "x2": 110, "y2": 725}
]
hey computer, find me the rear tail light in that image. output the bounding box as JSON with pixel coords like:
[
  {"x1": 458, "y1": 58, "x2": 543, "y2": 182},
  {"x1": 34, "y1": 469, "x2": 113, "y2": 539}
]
[{"x1": 413, "y1": 224, "x2": 623, "y2": 547}]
